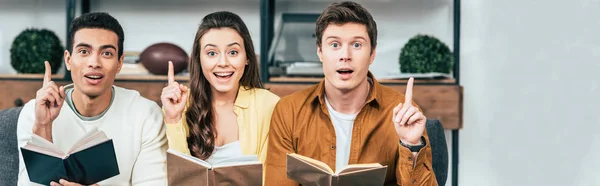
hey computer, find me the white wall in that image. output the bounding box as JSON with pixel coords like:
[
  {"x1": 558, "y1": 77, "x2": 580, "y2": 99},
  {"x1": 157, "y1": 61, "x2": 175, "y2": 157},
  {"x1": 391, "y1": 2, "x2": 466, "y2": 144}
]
[
  {"x1": 0, "y1": 0, "x2": 74, "y2": 74},
  {"x1": 89, "y1": 0, "x2": 262, "y2": 61},
  {"x1": 0, "y1": 0, "x2": 453, "y2": 78},
  {"x1": 91, "y1": 0, "x2": 453, "y2": 77},
  {"x1": 274, "y1": 0, "x2": 453, "y2": 77},
  {"x1": 460, "y1": 0, "x2": 600, "y2": 185}
]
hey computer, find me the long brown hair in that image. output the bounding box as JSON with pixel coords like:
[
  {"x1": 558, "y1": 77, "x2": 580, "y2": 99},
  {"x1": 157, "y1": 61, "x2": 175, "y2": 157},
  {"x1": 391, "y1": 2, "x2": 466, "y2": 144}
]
[{"x1": 186, "y1": 11, "x2": 264, "y2": 159}]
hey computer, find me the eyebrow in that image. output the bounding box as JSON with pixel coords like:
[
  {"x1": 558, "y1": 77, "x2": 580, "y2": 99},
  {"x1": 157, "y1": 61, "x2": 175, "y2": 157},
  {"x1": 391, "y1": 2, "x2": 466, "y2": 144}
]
[
  {"x1": 203, "y1": 44, "x2": 217, "y2": 49},
  {"x1": 325, "y1": 36, "x2": 340, "y2": 40},
  {"x1": 99, "y1": 44, "x2": 117, "y2": 51},
  {"x1": 74, "y1": 43, "x2": 92, "y2": 49},
  {"x1": 227, "y1": 42, "x2": 241, "y2": 47},
  {"x1": 203, "y1": 42, "x2": 242, "y2": 49},
  {"x1": 353, "y1": 36, "x2": 367, "y2": 41},
  {"x1": 74, "y1": 43, "x2": 117, "y2": 51},
  {"x1": 325, "y1": 36, "x2": 367, "y2": 41}
]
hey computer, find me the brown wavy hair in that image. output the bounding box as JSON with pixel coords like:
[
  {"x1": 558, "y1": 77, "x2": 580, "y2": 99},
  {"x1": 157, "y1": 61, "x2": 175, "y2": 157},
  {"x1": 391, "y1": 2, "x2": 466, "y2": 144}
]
[
  {"x1": 315, "y1": 1, "x2": 377, "y2": 53},
  {"x1": 186, "y1": 11, "x2": 264, "y2": 159}
]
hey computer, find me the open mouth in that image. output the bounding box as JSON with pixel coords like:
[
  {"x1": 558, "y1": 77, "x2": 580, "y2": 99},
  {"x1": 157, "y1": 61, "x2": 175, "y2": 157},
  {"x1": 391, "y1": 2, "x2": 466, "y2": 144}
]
[
  {"x1": 214, "y1": 72, "x2": 234, "y2": 79},
  {"x1": 336, "y1": 69, "x2": 354, "y2": 75},
  {"x1": 84, "y1": 74, "x2": 104, "y2": 80}
]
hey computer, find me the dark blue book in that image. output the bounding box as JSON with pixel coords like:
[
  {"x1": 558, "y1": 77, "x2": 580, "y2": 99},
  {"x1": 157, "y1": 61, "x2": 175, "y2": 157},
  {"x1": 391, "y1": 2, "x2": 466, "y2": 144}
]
[{"x1": 20, "y1": 129, "x2": 120, "y2": 185}]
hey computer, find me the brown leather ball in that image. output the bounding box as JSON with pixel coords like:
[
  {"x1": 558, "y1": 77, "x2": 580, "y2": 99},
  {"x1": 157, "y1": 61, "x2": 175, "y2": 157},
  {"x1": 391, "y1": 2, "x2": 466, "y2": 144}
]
[{"x1": 139, "y1": 42, "x2": 188, "y2": 75}]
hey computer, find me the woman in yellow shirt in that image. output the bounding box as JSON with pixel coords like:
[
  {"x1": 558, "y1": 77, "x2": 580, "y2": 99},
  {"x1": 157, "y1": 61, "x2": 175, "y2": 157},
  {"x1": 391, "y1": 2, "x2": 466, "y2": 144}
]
[{"x1": 160, "y1": 11, "x2": 279, "y2": 163}]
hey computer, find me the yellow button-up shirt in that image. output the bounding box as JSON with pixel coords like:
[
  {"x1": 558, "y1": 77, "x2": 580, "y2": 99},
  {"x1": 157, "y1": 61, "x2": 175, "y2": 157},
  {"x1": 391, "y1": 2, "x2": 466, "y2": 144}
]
[{"x1": 164, "y1": 87, "x2": 280, "y2": 162}]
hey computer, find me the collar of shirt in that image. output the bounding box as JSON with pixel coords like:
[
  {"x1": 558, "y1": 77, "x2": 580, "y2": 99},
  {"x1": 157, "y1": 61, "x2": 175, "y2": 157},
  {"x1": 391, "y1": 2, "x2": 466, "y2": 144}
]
[
  {"x1": 234, "y1": 86, "x2": 252, "y2": 110},
  {"x1": 310, "y1": 71, "x2": 381, "y2": 111}
]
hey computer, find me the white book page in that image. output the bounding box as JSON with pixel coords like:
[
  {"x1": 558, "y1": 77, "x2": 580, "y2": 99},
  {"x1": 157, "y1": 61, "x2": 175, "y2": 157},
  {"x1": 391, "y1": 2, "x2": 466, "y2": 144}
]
[
  {"x1": 335, "y1": 164, "x2": 383, "y2": 175},
  {"x1": 22, "y1": 134, "x2": 66, "y2": 159},
  {"x1": 288, "y1": 154, "x2": 333, "y2": 174},
  {"x1": 167, "y1": 148, "x2": 212, "y2": 168},
  {"x1": 67, "y1": 128, "x2": 98, "y2": 153},
  {"x1": 212, "y1": 155, "x2": 261, "y2": 168},
  {"x1": 68, "y1": 129, "x2": 110, "y2": 154}
]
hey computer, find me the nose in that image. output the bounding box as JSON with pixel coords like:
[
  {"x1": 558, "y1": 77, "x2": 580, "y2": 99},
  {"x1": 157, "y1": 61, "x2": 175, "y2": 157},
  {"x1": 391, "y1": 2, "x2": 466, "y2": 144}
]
[
  {"x1": 339, "y1": 46, "x2": 351, "y2": 62},
  {"x1": 87, "y1": 53, "x2": 102, "y2": 69},
  {"x1": 217, "y1": 53, "x2": 229, "y2": 67}
]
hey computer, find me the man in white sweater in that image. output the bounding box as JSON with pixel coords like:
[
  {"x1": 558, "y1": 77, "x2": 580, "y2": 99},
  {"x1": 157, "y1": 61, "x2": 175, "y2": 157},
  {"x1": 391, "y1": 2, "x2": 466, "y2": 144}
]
[{"x1": 16, "y1": 12, "x2": 167, "y2": 186}]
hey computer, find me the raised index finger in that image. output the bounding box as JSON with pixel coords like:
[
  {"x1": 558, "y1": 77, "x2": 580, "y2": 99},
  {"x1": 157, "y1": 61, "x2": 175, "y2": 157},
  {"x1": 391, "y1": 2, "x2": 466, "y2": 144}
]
[
  {"x1": 168, "y1": 61, "x2": 175, "y2": 85},
  {"x1": 404, "y1": 77, "x2": 414, "y2": 106},
  {"x1": 43, "y1": 61, "x2": 51, "y2": 85}
]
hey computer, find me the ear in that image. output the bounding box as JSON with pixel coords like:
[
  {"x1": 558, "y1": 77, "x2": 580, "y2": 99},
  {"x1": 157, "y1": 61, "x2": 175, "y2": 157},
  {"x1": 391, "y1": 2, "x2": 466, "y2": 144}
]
[
  {"x1": 317, "y1": 45, "x2": 323, "y2": 63},
  {"x1": 64, "y1": 50, "x2": 71, "y2": 71},
  {"x1": 116, "y1": 54, "x2": 124, "y2": 74},
  {"x1": 369, "y1": 47, "x2": 376, "y2": 65}
]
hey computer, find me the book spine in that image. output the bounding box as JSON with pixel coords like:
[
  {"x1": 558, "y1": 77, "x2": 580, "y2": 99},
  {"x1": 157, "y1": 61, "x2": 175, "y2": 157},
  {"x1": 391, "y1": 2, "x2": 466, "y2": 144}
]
[
  {"x1": 63, "y1": 157, "x2": 83, "y2": 182},
  {"x1": 208, "y1": 170, "x2": 216, "y2": 186},
  {"x1": 331, "y1": 176, "x2": 338, "y2": 186}
]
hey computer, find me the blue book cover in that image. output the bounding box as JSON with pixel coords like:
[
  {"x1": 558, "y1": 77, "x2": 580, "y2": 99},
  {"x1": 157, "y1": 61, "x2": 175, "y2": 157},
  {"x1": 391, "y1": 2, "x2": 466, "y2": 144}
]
[{"x1": 20, "y1": 130, "x2": 119, "y2": 185}]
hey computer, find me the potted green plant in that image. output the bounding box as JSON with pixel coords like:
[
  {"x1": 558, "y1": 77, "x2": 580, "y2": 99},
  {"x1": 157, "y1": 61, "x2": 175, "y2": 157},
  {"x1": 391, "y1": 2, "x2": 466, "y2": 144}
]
[
  {"x1": 399, "y1": 34, "x2": 453, "y2": 74},
  {"x1": 10, "y1": 28, "x2": 63, "y2": 74}
]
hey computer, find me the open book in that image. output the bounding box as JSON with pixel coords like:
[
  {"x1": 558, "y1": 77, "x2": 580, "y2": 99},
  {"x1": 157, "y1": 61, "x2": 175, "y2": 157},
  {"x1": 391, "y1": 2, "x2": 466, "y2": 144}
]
[
  {"x1": 286, "y1": 153, "x2": 388, "y2": 186},
  {"x1": 167, "y1": 149, "x2": 263, "y2": 186},
  {"x1": 20, "y1": 129, "x2": 119, "y2": 185}
]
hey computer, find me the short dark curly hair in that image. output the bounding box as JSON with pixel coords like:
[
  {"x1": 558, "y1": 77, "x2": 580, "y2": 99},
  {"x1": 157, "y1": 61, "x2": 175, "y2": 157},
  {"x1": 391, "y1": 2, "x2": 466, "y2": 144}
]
[{"x1": 68, "y1": 12, "x2": 124, "y2": 58}]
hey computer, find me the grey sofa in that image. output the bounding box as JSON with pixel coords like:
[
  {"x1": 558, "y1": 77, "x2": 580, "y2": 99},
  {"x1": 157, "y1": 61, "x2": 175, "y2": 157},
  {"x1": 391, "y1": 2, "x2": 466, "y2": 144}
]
[
  {"x1": 426, "y1": 119, "x2": 449, "y2": 186},
  {"x1": 0, "y1": 107, "x2": 22, "y2": 186},
  {"x1": 0, "y1": 107, "x2": 447, "y2": 186}
]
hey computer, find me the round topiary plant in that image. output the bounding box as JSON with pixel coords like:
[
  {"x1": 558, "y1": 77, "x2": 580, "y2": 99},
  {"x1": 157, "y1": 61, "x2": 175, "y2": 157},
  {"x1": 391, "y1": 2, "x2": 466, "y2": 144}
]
[
  {"x1": 10, "y1": 28, "x2": 64, "y2": 74},
  {"x1": 399, "y1": 34, "x2": 453, "y2": 74}
]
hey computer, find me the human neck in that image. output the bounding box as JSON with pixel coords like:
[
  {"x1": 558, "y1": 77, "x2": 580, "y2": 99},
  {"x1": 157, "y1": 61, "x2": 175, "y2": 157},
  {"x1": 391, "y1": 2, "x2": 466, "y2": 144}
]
[
  {"x1": 72, "y1": 87, "x2": 112, "y2": 117},
  {"x1": 323, "y1": 79, "x2": 371, "y2": 114},
  {"x1": 212, "y1": 86, "x2": 239, "y2": 107}
]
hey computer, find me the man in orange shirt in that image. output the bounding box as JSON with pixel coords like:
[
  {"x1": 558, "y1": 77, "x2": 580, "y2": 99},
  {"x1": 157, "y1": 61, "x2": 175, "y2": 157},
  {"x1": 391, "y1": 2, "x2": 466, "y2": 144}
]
[{"x1": 264, "y1": 1, "x2": 437, "y2": 185}]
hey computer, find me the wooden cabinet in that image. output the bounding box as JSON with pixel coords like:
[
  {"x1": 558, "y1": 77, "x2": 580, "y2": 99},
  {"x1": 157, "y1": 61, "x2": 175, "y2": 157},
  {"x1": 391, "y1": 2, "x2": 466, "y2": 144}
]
[{"x1": 0, "y1": 74, "x2": 462, "y2": 129}]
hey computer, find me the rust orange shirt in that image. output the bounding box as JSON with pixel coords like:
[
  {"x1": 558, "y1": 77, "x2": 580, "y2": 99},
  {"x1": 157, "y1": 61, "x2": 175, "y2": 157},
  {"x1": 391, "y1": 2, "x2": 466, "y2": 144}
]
[{"x1": 265, "y1": 73, "x2": 437, "y2": 186}]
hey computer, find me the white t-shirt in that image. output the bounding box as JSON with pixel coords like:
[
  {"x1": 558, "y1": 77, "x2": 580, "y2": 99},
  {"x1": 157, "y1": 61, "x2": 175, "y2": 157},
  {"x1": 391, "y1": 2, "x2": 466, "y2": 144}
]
[
  {"x1": 205, "y1": 141, "x2": 244, "y2": 164},
  {"x1": 16, "y1": 85, "x2": 167, "y2": 186},
  {"x1": 324, "y1": 96, "x2": 358, "y2": 171}
]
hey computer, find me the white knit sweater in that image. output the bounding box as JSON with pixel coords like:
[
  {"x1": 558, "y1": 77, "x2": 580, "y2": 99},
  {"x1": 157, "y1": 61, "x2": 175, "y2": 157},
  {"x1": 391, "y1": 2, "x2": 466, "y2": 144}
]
[{"x1": 17, "y1": 86, "x2": 167, "y2": 186}]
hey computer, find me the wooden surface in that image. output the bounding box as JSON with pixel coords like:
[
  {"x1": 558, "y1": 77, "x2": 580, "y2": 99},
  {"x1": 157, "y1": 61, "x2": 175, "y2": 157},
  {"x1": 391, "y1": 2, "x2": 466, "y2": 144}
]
[
  {"x1": 270, "y1": 77, "x2": 457, "y2": 84},
  {"x1": 0, "y1": 79, "x2": 170, "y2": 109},
  {"x1": 0, "y1": 74, "x2": 65, "y2": 79},
  {"x1": 0, "y1": 74, "x2": 189, "y2": 81},
  {"x1": 0, "y1": 77, "x2": 462, "y2": 129},
  {"x1": 0, "y1": 74, "x2": 452, "y2": 84},
  {"x1": 265, "y1": 83, "x2": 463, "y2": 129}
]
